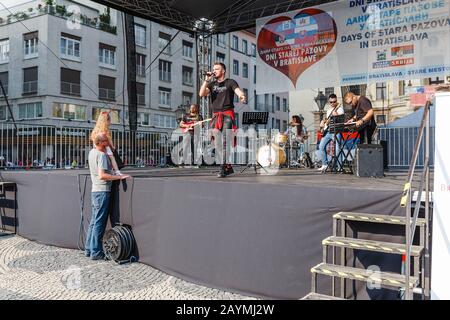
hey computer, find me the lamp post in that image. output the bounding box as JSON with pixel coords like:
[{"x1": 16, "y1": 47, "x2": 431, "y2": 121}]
[{"x1": 314, "y1": 90, "x2": 327, "y2": 121}]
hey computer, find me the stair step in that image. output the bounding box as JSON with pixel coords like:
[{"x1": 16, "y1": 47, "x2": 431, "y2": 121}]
[
  {"x1": 412, "y1": 191, "x2": 433, "y2": 203},
  {"x1": 301, "y1": 292, "x2": 345, "y2": 300},
  {"x1": 311, "y1": 263, "x2": 419, "y2": 289},
  {"x1": 323, "y1": 236, "x2": 423, "y2": 256},
  {"x1": 333, "y1": 212, "x2": 426, "y2": 227}
]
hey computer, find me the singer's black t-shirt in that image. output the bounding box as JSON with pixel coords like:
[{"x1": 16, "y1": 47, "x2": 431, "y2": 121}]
[{"x1": 207, "y1": 79, "x2": 239, "y2": 112}]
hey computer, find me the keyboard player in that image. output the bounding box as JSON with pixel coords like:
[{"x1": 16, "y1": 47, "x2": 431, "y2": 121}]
[{"x1": 343, "y1": 91, "x2": 377, "y2": 144}]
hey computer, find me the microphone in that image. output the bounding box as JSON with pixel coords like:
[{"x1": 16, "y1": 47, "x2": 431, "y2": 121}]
[{"x1": 206, "y1": 71, "x2": 216, "y2": 79}]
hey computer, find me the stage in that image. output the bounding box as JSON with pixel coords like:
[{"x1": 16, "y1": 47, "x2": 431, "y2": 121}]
[{"x1": 1, "y1": 167, "x2": 413, "y2": 299}]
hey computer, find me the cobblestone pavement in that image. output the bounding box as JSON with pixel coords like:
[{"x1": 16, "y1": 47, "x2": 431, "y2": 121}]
[{"x1": 0, "y1": 235, "x2": 255, "y2": 300}]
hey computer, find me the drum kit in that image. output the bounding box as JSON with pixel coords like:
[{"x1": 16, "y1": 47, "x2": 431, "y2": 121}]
[{"x1": 255, "y1": 131, "x2": 305, "y2": 168}]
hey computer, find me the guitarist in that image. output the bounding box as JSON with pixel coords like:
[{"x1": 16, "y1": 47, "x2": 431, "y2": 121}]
[
  {"x1": 318, "y1": 94, "x2": 344, "y2": 172},
  {"x1": 180, "y1": 104, "x2": 203, "y2": 166}
]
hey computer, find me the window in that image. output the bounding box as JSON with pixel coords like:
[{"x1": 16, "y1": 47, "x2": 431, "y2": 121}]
[
  {"x1": 349, "y1": 85, "x2": 361, "y2": 96},
  {"x1": 428, "y1": 77, "x2": 444, "y2": 85},
  {"x1": 98, "y1": 75, "x2": 116, "y2": 101},
  {"x1": 53, "y1": 103, "x2": 85, "y2": 120},
  {"x1": 134, "y1": 24, "x2": 146, "y2": 47},
  {"x1": 136, "y1": 54, "x2": 146, "y2": 77},
  {"x1": 234, "y1": 93, "x2": 239, "y2": 103},
  {"x1": 398, "y1": 80, "x2": 405, "y2": 96},
  {"x1": 243, "y1": 88, "x2": 248, "y2": 105},
  {"x1": 235, "y1": 113, "x2": 239, "y2": 126},
  {"x1": 139, "y1": 113, "x2": 150, "y2": 126},
  {"x1": 271, "y1": 94, "x2": 275, "y2": 113},
  {"x1": 159, "y1": 87, "x2": 171, "y2": 107},
  {"x1": 254, "y1": 91, "x2": 257, "y2": 110},
  {"x1": 60, "y1": 68, "x2": 81, "y2": 96},
  {"x1": 325, "y1": 87, "x2": 334, "y2": 97},
  {"x1": 243, "y1": 63, "x2": 248, "y2": 78},
  {"x1": 282, "y1": 120, "x2": 287, "y2": 132},
  {"x1": 152, "y1": 114, "x2": 177, "y2": 128},
  {"x1": 99, "y1": 43, "x2": 116, "y2": 67},
  {"x1": 253, "y1": 65, "x2": 256, "y2": 84},
  {"x1": 376, "y1": 82, "x2": 386, "y2": 100},
  {"x1": 251, "y1": 43, "x2": 256, "y2": 57},
  {"x1": 0, "y1": 72, "x2": 8, "y2": 95},
  {"x1": 242, "y1": 40, "x2": 248, "y2": 54},
  {"x1": 60, "y1": 33, "x2": 81, "y2": 60},
  {"x1": 271, "y1": 118, "x2": 274, "y2": 128},
  {"x1": 18, "y1": 102, "x2": 42, "y2": 119},
  {"x1": 276, "y1": 119, "x2": 280, "y2": 130},
  {"x1": 158, "y1": 32, "x2": 171, "y2": 55},
  {"x1": 216, "y1": 52, "x2": 225, "y2": 64},
  {"x1": 0, "y1": 39, "x2": 9, "y2": 63},
  {"x1": 159, "y1": 60, "x2": 171, "y2": 82},
  {"x1": 232, "y1": 35, "x2": 238, "y2": 51},
  {"x1": 276, "y1": 97, "x2": 280, "y2": 111},
  {"x1": 233, "y1": 60, "x2": 239, "y2": 76},
  {"x1": 24, "y1": 32, "x2": 38, "y2": 59},
  {"x1": 376, "y1": 114, "x2": 386, "y2": 124},
  {"x1": 283, "y1": 98, "x2": 287, "y2": 112},
  {"x1": 182, "y1": 41, "x2": 193, "y2": 59},
  {"x1": 0, "y1": 105, "x2": 10, "y2": 121},
  {"x1": 182, "y1": 66, "x2": 193, "y2": 86},
  {"x1": 217, "y1": 34, "x2": 226, "y2": 47},
  {"x1": 136, "y1": 82, "x2": 145, "y2": 105},
  {"x1": 182, "y1": 92, "x2": 193, "y2": 105},
  {"x1": 23, "y1": 67, "x2": 38, "y2": 94},
  {"x1": 92, "y1": 107, "x2": 120, "y2": 124}
]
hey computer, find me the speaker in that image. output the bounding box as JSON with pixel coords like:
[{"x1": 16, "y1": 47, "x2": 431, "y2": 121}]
[{"x1": 355, "y1": 144, "x2": 384, "y2": 178}]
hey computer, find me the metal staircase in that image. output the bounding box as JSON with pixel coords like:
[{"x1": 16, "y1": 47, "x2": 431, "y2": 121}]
[{"x1": 302, "y1": 100, "x2": 433, "y2": 300}]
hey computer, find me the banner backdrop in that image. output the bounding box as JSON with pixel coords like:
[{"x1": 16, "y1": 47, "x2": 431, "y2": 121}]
[
  {"x1": 256, "y1": 0, "x2": 450, "y2": 93},
  {"x1": 431, "y1": 92, "x2": 450, "y2": 300}
]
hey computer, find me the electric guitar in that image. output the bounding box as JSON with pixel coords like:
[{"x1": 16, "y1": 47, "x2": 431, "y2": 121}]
[{"x1": 181, "y1": 118, "x2": 212, "y2": 133}]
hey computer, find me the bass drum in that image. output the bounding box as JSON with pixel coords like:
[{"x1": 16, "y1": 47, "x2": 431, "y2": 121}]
[{"x1": 257, "y1": 144, "x2": 286, "y2": 167}]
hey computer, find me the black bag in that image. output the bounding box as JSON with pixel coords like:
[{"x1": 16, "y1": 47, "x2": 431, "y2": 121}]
[{"x1": 112, "y1": 148, "x2": 125, "y2": 169}]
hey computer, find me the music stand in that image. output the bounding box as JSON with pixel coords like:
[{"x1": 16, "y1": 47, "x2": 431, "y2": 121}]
[
  {"x1": 241, "y1": 112, "x2": 269, "y2": 174},
  {"x1": 324, "y1": 114, "x2": 345, "y2": 173}
]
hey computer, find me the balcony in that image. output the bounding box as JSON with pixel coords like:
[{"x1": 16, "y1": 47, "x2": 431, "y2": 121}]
[
  {"x1": 159, "y1": 70, "x2": 171, "y2": 83},
  {"x1": 136, "y1": 66, "x2": 146, "y2": 77},
  {"x1": 23, "y1": 81, "x2": 38, "y2": 94},
  {"x1": 137, "y1": 94, "x2": 145, "y2": 105},
  {"x1": 61, "y1": 81, "x2": 81, "y2": 96},
  {"x1": 99, "y1": 88, "x2": 116, "y2": 101},
  {"x1": 0, "y1": 4, "x2": 117, "y2": 35},
  {"x1": 0, "y1": 84, "x2": 7, "y2": 96}
]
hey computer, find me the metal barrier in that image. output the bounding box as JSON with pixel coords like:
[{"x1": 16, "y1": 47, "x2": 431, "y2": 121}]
[
  {"x1": 0, "y1": 123, "x2": 170, "y2": 169},
  {"x1": 379, "y1": 126, "x2": 435, "y2": 169},
  {"x1": 0, "y1": 123, "x2": 327, "y2": 169}
]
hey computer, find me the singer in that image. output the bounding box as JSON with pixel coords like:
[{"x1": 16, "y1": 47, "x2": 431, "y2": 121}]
[{"x1": 199, "y1": 62, "x2": 246, "y2": 178}]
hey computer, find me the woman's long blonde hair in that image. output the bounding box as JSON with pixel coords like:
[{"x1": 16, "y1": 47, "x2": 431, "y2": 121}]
[{"x1": 91, "y1": 111, "x2": 112, "y2": 143}]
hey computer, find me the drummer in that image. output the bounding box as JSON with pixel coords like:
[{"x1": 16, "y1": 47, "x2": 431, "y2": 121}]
[{"x1": 285, "y1": 115, "x2": 308, "y2": 161}]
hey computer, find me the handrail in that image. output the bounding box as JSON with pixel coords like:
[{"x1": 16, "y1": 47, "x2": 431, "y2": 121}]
[{"x1": 402, "y1": 100, "x2": 431, "y2": 300}]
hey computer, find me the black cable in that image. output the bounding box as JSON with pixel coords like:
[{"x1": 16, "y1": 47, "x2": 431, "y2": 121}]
[{"x1": 77, "y1": 173, "x2": 89, "y2": 251}]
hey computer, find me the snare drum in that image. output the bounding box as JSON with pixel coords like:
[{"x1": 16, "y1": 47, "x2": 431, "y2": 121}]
[{"x1": 257, "y1": 144, "x2": 286, "y2": 167}]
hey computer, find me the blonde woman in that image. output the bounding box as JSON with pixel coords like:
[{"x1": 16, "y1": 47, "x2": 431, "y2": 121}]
[
  {"x1": 91, "y1": 110, "x2": 123, "y2": 226},
  {"x1": 91, "y1": 110, "x2": 121, "y2": 175}
]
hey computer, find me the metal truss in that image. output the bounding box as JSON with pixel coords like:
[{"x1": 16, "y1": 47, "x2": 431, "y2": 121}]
[{"x1": 92, "y1": 0, "x2": 337, "y2": 34}]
